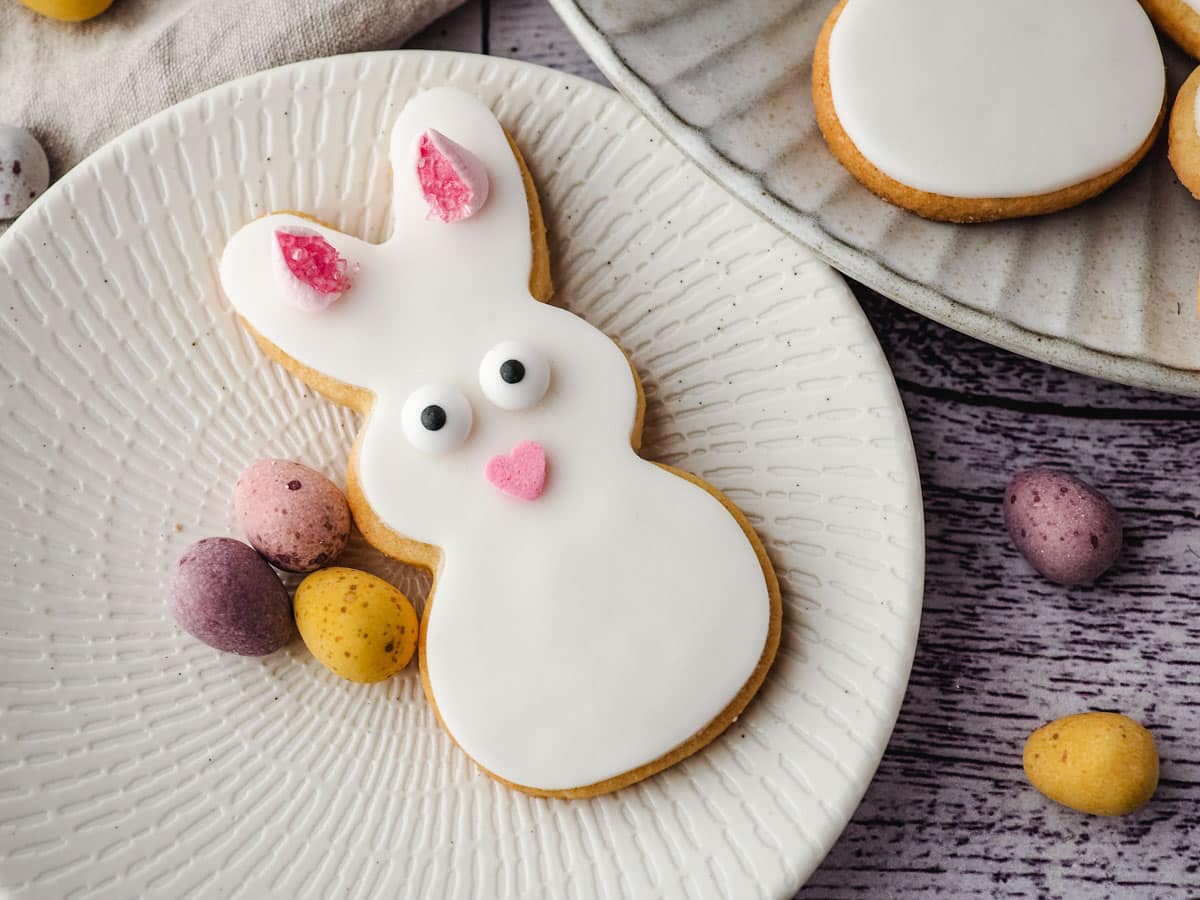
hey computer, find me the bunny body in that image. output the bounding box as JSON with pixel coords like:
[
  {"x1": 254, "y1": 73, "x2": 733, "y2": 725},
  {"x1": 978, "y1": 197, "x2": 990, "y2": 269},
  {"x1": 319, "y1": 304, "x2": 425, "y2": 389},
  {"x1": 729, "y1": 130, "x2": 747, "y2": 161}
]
[{"x1": 220, "y1": 88, "x2": 778, "y2": 795}]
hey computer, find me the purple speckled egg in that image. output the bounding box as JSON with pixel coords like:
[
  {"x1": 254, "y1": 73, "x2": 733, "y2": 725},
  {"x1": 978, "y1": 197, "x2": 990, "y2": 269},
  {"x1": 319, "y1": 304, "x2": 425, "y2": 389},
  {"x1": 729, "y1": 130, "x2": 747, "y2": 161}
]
[
  {"x1": 234, "y1": 459, "x2": 350, "y2": 573},
  {"x1": 169, "y1": 537, "x2": 295, "y2": 656},
  {"x1": 1004, "y1": 469, "x2": 1122, "y2": 586}
]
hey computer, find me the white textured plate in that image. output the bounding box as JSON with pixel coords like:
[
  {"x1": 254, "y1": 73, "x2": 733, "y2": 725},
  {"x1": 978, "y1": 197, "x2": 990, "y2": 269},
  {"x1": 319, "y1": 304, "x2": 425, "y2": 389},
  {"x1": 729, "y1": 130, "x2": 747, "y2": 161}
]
[
  {"x1": 0, "y1": 51, "x2": 922, "y2": 899},
  {"x1": 550, "y1": 0, "x2": 1200, "y2": 395}
]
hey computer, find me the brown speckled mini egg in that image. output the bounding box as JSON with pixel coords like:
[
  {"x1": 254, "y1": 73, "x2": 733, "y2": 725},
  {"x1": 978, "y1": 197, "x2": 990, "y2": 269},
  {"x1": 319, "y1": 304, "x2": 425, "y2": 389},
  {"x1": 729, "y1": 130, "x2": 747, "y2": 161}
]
[
  {"x1": 1004, "y1": 468, "x2": 1122, "y2": 585},
  {"x1": 234, "y1": 459, "x2": 350, "y2": 573}
]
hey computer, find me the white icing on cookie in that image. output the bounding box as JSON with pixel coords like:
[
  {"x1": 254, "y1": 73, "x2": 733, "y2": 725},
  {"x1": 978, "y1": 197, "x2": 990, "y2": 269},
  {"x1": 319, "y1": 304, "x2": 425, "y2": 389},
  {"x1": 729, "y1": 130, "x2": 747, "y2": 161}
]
[
  {"x1": 219, "y1": 88, "x2": 772, "y2": 792},
  {"x1": 478, "y1": 340, "x2": 550, "y2": 411},
  {"x1": 828, "y1": 0, "x2": 1164, "y2": 198},
  {"x1": 401, "y1": 383, "x2": 473, "y2": 454}
]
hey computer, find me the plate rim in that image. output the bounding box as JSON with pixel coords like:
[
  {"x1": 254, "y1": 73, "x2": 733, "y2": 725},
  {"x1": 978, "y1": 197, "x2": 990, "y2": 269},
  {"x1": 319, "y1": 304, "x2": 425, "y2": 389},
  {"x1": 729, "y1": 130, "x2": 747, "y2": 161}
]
[
  {"x1": 0, "y1": 48, "x2": 926, "y2": 899},
  {"x1": 547, "y1": 0, "x2": 1200, "y2": 398}
]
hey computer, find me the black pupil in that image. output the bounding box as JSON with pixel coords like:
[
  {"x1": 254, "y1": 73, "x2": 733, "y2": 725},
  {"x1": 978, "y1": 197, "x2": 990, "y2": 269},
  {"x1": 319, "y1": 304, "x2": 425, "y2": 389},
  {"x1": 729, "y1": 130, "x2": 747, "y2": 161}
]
[
  {"x1": 420, "y1": 404, "x2": 447, "y2": 431},
  {"x1": 499, "y1": 359, "x2": 525, "y2": 384}
]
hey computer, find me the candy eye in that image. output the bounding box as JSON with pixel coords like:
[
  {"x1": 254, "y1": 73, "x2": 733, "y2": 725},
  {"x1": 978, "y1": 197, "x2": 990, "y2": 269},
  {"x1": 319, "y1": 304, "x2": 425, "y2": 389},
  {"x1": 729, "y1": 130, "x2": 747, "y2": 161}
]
[
  {"x1": 401, "y1": 384, "x2": 472, "y2": 453},
  {"x1": 479, "y1": 342, "x2": 550, "y2": 411}
]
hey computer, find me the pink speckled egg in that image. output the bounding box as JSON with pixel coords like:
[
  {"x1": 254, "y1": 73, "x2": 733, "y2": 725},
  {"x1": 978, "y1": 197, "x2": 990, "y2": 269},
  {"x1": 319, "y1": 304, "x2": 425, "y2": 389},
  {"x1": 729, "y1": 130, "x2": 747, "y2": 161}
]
[
  {"x1": 1004, "y1": 469, "x2": 1122, "y2": 586},
  {"x1": 234, "y1": 459, "x2": 350, "y2": 573},
  {"x1": 169, "y1": 537, "x2": 295, "y2": 656}
]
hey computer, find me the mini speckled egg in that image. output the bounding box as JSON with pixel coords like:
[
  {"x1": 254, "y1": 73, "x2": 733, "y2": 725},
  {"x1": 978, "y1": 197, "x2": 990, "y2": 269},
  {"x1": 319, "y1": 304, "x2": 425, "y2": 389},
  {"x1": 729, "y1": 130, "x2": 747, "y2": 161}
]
[
  {"x1": 169, "y1": 537, "x2": 295, "y2": 656},
  {"x1": 17, "y1": 0, "x2": 114, "y2": 21},
  {"x1": 234, "y1": 459, "x2": 351, "y2": 573},
  {"x1": 1023, "y1": 712, "x2": 1158, "y2": 816},
  {"x1": 1004, "y1": 468, "x2": 1122, "y2": 585},
  {"x1": 0, "y1": 125, "x2": 50, "y2": 220},
  {"x1": 294, "y1": 567, "x2": 418, "y2": 683}
]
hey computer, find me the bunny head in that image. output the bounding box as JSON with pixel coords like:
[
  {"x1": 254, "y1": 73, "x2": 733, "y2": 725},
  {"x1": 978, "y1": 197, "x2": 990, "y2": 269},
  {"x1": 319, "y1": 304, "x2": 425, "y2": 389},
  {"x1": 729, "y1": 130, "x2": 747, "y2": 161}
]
[{"x1": 219, "y1": 88, "x2": 640, "y2": 557}]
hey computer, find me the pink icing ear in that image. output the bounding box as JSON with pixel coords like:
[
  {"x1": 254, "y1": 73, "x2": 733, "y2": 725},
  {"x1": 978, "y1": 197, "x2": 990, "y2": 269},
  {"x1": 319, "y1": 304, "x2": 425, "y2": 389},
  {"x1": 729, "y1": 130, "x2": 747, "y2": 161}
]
[
  {"x1": 272, "y1": 228, "x2": 353, "y2": 312},
  {"x1": 417, "y1": 129, "x2": 490, "y2": 223}
]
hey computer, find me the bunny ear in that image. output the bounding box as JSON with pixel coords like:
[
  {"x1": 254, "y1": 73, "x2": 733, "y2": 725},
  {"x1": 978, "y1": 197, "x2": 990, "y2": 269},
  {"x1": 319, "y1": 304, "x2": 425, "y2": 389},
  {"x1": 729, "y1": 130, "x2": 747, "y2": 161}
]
[
  {"x1": 417, "y1": 129, "x2": 490, "y2": 223},
  {"x1": 219, "y1": 214, "x2": 401, "y2": 396},
  {"x1": 386, "y1": 88, "x2": 536, "y2": 296}
]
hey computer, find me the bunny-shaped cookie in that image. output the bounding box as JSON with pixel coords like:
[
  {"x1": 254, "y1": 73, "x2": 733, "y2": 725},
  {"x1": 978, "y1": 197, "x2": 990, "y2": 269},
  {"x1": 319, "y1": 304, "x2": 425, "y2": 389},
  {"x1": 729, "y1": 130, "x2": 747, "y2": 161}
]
[{"x1": 219, "y1": 87, "x2": 780, "y2": 798}]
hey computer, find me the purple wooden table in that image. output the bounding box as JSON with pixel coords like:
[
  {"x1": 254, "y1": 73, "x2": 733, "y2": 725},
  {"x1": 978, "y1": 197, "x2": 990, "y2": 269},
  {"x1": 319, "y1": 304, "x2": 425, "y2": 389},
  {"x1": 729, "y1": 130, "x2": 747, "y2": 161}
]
[{"x1": 408, "y1": 4, "x2": 1200, "y2": 896}]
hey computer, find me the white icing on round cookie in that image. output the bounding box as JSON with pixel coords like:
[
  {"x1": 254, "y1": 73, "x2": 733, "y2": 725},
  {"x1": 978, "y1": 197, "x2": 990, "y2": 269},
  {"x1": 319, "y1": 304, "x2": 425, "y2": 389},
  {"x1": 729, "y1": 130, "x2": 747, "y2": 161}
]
[
  {"x1": 828, "y1": 0, "x2": 1164, "y2": 198},
  {"x1": 218, "y1": 88, "x2": 772, "y2": 793}
]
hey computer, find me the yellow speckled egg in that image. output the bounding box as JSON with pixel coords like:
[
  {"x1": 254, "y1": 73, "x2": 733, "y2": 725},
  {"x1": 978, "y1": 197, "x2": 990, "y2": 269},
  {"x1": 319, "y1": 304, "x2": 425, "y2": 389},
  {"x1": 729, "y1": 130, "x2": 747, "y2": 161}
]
[
  {"x1": 294, "y1": 567, "x2": 418, "y2": 683},
  {"x1": 18, "y1": 0, "x2": 114, "y2": 22},
  {"x1": 1023, "y1": 712, "x2": 1158, "y2": 816}
]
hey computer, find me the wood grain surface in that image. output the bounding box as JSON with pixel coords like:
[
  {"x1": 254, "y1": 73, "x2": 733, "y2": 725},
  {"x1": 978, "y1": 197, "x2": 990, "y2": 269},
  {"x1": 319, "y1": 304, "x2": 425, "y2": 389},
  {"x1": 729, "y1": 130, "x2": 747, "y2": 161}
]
[{"x1": 408, "y1": 4, "x2": 1200, "y2": 897}]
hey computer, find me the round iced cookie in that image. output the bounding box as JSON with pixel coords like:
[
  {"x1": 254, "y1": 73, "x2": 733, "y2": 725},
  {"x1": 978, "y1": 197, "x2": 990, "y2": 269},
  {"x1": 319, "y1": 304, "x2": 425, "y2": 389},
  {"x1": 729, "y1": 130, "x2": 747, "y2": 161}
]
[
  {"x1": 812, "y1": 0, "x2": 1166, "y2": 223},
  {"x1": 1142, "y1": 0, "x2": 1200, "y2": 61}
]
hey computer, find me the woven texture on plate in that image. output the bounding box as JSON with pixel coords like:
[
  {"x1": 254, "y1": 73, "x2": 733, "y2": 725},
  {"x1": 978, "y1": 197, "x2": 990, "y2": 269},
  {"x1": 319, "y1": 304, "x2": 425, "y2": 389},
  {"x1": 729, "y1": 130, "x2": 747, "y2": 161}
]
[
  {"x1": 0, "y1": 52, "x2": 922, "y2": 900},
  {"x1": 563, "y1": 0, "x2": 1200, "y2": 393}
]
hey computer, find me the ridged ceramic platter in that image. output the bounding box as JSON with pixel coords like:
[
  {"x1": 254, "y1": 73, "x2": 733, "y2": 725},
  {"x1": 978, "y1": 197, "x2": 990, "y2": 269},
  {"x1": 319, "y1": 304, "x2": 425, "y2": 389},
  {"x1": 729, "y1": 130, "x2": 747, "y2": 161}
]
[
  {"x1": 0, "y1": 51, "x2": 923, "y2": 899},
  {"x1": 550, "y1": 0, "x2": 1200, "y2": 395}
]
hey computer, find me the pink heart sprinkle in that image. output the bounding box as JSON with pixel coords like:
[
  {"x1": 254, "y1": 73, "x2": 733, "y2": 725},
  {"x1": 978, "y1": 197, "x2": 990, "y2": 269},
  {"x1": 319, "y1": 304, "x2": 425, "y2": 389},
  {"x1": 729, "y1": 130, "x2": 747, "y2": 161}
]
[{"x1": 485, "y1": 441, "x2": 546, "y2": 501}]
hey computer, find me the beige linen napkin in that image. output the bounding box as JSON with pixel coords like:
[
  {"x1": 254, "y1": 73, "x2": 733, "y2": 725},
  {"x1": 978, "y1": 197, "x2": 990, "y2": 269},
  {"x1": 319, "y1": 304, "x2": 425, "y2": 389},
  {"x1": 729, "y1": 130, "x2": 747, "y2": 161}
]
[{"x1": 0, "y1": 0, "x2": 461, "y2": 220}]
